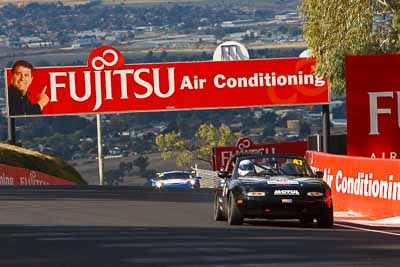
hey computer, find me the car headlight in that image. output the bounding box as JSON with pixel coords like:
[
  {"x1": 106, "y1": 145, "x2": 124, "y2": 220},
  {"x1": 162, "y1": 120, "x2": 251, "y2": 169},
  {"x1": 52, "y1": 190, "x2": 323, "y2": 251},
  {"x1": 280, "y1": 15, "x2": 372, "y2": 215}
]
[
  {"x1": 247, "y1": 192, "x2": 266, "y2": 197},
  {"x1": 307, "y1": 191, "x2": 324, "y2": 197},
  {"x1": 156, "y1": 181, "x2": 163, "y2": 188}
]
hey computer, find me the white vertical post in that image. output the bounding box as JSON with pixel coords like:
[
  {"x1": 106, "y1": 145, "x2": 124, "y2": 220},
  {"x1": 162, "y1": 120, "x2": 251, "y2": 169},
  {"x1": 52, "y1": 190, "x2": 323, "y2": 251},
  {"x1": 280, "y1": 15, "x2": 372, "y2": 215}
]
[{"x1": 97, "y1": 114, "x2": 104, "y2": 185}]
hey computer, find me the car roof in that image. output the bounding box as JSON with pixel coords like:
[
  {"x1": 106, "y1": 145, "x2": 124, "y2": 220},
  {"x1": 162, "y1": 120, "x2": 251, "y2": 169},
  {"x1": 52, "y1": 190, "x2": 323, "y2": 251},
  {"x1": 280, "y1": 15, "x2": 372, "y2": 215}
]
[
  {"x1": 237, "y1": 153, "x2": 303, "y2": 160},
  {"x1": 225, "y1": 152, "x2": 305, "y2": 169}
]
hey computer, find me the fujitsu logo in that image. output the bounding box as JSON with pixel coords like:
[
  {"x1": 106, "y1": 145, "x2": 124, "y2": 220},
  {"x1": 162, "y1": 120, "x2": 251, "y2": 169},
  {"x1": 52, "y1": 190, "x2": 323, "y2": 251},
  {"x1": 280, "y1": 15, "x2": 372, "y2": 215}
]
[
  {"x1": 368, "y1": 91, "x2": 400, "y2": 135},
  {"x1": 91, "y1": 49, "x2": 119, "y2": 70},
  {"x1": 48, "y1": 46, "x2": 176, "y2": 111},
  {"x1": 236, "y1": 137, "x2": 253, "y2": 150}
]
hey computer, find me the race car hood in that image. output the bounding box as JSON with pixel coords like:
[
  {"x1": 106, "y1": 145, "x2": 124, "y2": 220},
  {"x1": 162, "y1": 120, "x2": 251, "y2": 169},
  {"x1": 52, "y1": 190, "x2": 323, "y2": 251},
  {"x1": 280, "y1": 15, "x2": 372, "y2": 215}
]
[
  {"x1": 238, "y1": 175, "x2": 326, "y2": 189},
  {"x1": 159, "y1": 179, "x2": 192, "y2": 185}
]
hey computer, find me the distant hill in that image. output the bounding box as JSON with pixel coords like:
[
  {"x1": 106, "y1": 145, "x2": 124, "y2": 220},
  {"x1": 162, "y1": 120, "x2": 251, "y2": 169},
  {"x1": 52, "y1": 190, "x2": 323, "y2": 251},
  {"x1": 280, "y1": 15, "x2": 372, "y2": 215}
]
[
  {"x1": 0, "y1": 0, "x2": 203, "y2": 6},
  {"x1": 0, "y1": 0, "x2": 89, "y2": 6},
  {"x1": 0, "y1": 143, "x2": 87, "y2": 184},
  {"x1": 70, "y1": 152, "x2": 210, "y2": 185},
  {"x1": 0, "y1": 0, "x2": 299, "y2": 7}
]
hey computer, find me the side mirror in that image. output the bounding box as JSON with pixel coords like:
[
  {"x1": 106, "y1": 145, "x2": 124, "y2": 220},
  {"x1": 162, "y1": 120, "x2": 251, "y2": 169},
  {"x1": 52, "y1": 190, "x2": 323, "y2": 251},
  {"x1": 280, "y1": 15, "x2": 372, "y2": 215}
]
[
  {"x1": 217, "y1": 171, "x2": 230, "y2": 179},
  {"x1": 315, "y1": 171, "x2": 324, "y2": 179}
]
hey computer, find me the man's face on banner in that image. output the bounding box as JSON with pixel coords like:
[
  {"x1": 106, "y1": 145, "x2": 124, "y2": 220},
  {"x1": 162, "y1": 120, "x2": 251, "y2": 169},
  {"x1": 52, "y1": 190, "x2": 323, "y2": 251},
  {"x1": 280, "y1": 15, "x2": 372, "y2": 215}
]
[{"x1": 11, "y1": 66, "x2": 33, "y2": 94}]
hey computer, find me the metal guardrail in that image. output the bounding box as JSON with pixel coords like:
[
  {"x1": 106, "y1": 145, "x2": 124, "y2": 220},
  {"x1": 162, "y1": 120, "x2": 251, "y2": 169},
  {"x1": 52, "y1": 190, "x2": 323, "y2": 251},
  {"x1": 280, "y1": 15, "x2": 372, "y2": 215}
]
[{"x1": 193, "y1": 168, "x2": 218, "y2": 188}]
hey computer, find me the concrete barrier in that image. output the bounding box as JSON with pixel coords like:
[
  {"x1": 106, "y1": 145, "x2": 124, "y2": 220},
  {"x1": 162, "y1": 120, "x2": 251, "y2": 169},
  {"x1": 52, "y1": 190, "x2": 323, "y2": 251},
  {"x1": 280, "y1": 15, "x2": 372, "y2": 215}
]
[
  {"x1": 193, "y1": 168, "x2": 218, "y2": 188},
  {"x1": 305, "y1": 151, "x2": 400, "y2": 220},
  {"x1": 0, "y1": 164, "x2": 77, "y2": 186}
]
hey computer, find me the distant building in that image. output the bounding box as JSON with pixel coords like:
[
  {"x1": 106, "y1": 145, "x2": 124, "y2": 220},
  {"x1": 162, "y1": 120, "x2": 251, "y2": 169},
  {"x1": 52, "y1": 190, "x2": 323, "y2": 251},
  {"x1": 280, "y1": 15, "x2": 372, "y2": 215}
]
[
  {"x1": 20, "y1": 36, "x2": 42, "y2": 43},
  {"x1": 221, "y1": 19, "x2": 256, "y2": 28},
  {"x1": 6, "y1": 39, "x2": 21, "y2": 48},
  {"x1": 23, "y1": 41, "x2": 56, "y2": 48},
  {"x1": 275, "y1": 15, "x2": 287, "y2": 20},
  {"x1": 6, "y1": 36, "x2": 56, "y2": 48},
  {"x1": 287, "y1": 120, "x2": 300, "y2": 129},
  {"x1": 76, "y1": 30, "x2": 107, "y2": 39},
  {"x1": 330, "y1": 100, "x2": 345, "y2": 109},
  {"x1": 71, "y1": 38, "x2": 101, "y2": 49},
  {"x1": 133, "y1": 26, "x2": 153, "y2": 32}
]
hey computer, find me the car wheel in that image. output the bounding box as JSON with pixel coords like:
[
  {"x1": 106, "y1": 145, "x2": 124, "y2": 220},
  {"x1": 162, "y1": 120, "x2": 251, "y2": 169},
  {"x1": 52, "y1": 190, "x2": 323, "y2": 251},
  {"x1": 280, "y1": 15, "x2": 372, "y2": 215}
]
[
  {"x1": 317, "y1": 204, "x2": 334, "y2": 228},
  {"x1": 213, "y1": 194, "x2": 226, "y2": 221},
  {"x1": 227, "y1": 194, "x2": 243, "y2": 225}
]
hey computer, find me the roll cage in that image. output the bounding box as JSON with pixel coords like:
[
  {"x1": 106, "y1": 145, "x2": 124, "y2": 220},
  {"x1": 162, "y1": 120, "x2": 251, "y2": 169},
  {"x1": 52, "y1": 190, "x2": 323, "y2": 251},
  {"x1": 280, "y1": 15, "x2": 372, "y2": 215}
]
[{"x1": 224, "y1": 152, "x2": 315, "y2": 178}]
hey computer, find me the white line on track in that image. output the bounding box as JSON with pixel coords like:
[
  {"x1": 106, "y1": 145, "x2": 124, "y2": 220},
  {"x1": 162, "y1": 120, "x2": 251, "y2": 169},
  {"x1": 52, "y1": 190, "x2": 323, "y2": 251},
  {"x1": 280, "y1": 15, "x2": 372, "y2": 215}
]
[{"x1": 334, "y1": 223, "x2": 400, "y2": 237}]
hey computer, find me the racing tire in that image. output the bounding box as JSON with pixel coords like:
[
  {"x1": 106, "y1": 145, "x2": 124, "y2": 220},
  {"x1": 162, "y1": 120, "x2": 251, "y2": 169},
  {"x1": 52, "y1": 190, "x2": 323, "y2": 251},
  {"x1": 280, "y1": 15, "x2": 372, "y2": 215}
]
[
  {"x1": 213, "y1": 194, "x2": 226, "y2": 221},
  {"x1": 317, "y1": 204, "x2": 334, "y2": 228},
  {"x1": 227, "y1": 194, "x2": 243, "y2": 225}
]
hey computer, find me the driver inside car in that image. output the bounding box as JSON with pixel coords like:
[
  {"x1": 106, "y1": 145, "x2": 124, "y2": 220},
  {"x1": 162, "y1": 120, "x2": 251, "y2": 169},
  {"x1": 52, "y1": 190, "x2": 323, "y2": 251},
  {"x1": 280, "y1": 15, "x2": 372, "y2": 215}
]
[{"x1": 238, "y1": 159, "x2": 256, "y2": 176}]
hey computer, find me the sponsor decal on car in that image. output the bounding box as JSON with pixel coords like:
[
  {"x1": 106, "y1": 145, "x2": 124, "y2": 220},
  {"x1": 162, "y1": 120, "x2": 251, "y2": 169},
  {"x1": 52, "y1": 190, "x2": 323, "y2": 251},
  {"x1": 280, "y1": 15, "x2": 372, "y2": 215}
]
[
  {"x1": 267, "y1": 179, "x2": 299, "y2": 185},
  {"x1": 274, "y1": 190, "x2": 300, "y2": 196},
  {"x1": 292, "y1": 159, "x2": 303, "y2": 165}
]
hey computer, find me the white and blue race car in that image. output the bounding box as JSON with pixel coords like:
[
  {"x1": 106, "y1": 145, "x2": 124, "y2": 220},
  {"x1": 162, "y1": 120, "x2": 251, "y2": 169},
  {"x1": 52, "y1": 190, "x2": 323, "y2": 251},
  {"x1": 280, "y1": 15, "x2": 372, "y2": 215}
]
[{"x1": 148, "y1": 171, "x2": 201, "y2": 189}]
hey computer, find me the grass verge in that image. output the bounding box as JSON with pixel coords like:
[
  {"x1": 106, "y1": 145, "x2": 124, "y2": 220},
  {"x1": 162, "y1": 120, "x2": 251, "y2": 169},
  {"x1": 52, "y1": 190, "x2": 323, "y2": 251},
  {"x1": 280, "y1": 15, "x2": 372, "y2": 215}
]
[{"x1": 0, "y1": 143, "x2": 87, "y2": 185}]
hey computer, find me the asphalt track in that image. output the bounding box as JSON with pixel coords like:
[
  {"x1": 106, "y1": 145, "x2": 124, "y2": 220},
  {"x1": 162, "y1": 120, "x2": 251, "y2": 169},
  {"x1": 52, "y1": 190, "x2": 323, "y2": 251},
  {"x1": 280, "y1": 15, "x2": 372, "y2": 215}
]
[{"x1": 0, "y1": 186, "x2": 399, "y2": 267}]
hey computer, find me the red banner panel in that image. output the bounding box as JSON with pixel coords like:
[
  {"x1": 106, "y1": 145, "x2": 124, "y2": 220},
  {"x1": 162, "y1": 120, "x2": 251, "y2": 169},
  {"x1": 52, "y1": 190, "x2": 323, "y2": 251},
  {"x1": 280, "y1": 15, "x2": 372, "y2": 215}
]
[
  {"x1": 5, "y1": 46, "x2": 329, "y2": 118},
  {"x1": 306, "y1": 151, "x2": 400, "y2": 220},
  {"x1": 346, "y1": 54, "x2": 400, "y2": 159},
  {"x1": 213, "y1": 137, "x2": 307, "y2": 171},
  {"x1": 0, "y1": 164, "x2": 77, "y2": 185}
]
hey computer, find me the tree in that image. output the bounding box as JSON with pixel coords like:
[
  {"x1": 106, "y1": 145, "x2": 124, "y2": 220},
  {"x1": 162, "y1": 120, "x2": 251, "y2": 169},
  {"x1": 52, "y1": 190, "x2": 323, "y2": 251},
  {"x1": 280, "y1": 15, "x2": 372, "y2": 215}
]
[
  {"x1": 145, "y1": 50, "x2": 154, "y2": 62},
  {"x1": 299, "y1": 121, "x2": 311, "y2": 138},
  {"x1": 259, "y1": 111, "x2": 277, "y2": 126},
  {"x1": 300, "y1": 0, "x2": 400, "y2": 95},
  {"x1": 159, "y1": 50, "x2": 168, "y2": 62},
  {"x1": 104, "y1": 169, "x2": 124, "y2": 185},
  {"x1": 155, "y1": 123, "x2": 239, "y2": 168},
  {"x1": 262, "y1": 122, "x2": 276, "y2": 139},
  {"x1": 133, "y1": 156, "x2": 149, "y2": 173},
  {"x1": 119, "y1": 161, "x2": 133, "y2": 175}
]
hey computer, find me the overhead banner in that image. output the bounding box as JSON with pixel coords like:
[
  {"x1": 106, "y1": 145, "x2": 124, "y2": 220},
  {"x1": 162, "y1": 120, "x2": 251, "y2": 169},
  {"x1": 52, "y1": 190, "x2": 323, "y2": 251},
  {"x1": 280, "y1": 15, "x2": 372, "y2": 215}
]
[
  {"x1": 212, "y1": 137, "x2": 307, "y2": 171},
  {"x1": 5, "y1": 46, "x2": 329, "y2": 118},
  {"x1": 346, "y1": 54, "x2": 400, "y2": 159}
]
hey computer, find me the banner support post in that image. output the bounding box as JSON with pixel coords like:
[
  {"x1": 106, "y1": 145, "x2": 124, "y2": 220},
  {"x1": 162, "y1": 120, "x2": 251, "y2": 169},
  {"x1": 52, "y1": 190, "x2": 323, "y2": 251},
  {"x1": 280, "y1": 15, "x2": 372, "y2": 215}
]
[
  {"x1": 96, "y1": 114, "x2": 104, "y2": 185},
  {"x1": 7, "y1": 117, "x2": 16, "y2": 145},
  {"x1": 322, "y1": 104, "x2": 330, "y2": 153},
  {"x1": 316, "y1": 133, "x2": 321, "y2": 152}
]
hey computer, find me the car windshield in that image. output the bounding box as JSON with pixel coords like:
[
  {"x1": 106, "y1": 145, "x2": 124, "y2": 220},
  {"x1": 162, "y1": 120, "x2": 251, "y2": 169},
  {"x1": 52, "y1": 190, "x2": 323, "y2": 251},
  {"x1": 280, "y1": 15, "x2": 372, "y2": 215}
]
[
  {"x1": 157, "y1": 172, "x2": 192, "y2": 180},
  {"x1": 235, "y1": 155, "x2": 314, "y2": 178}
]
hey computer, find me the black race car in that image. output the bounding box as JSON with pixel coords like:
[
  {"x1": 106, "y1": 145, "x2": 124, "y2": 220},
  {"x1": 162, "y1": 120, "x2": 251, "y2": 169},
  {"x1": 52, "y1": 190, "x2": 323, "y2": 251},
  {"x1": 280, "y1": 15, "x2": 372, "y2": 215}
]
[{"x1": 213, "y1": 153, "x2": 333, "y2": 227}]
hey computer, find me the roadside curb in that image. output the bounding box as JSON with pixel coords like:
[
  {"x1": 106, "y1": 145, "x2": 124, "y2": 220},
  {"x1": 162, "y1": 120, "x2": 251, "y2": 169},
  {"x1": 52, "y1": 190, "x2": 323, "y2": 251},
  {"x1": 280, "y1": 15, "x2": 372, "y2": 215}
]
[
  {"x1": 335, "y1": 219, "x2": 400, "y2": 228},
  {"x1": 334, "y1": 212, "x2": 400, "y2": 228}
]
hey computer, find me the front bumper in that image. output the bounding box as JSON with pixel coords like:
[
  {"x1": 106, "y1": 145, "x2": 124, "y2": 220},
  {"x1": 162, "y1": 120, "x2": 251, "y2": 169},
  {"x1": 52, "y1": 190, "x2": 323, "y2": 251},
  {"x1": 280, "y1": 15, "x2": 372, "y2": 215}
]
[
  {"x1": 156, "y1": 183, "x2": 198, "y2": 189},
  {"x1": 238, "y1": 196, "x2": 330, "y2": 219}
]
